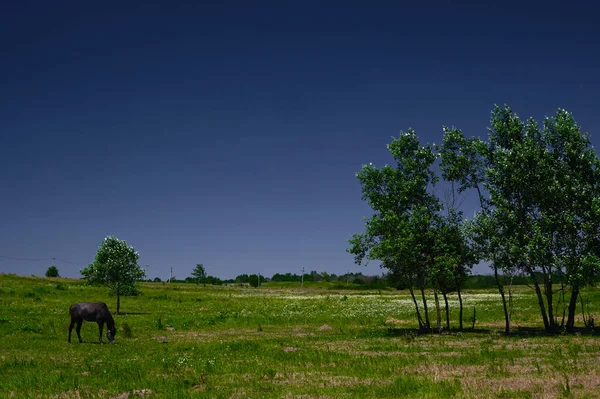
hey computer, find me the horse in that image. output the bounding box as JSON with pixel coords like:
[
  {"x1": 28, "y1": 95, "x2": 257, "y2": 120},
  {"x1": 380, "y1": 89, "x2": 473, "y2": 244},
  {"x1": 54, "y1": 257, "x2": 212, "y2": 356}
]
[{"x1": 68, "y1": 302, "x2": 116, "y2": 344}]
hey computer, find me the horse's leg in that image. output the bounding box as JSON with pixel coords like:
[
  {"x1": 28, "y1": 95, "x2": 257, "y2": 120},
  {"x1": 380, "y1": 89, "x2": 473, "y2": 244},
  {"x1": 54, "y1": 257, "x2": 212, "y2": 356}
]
[
  {"x1": 98, "y1": 321, "x2": 104, "y2": 344},
  {"x1": 68, "y1": 321, "x2": 75, "y2": 343},
  {"x1": 76, "y1": 321, "x2": 83, "y2": 343}
]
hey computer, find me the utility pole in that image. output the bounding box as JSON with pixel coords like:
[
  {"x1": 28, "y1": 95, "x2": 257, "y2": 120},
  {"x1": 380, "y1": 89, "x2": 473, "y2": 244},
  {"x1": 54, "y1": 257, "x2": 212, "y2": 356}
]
[
  {"x1": 258, "y1": 273, "x2": 261, "y2": 288},
  {"x1": 169, "y1": 266, "x2": 173, "y2": 283},
  {"x1": 301, "y1": 266, "x2": 305, "y2": 288},
  {"x1": 52, "y1": 257, "x2": 56, "y2": 266}
]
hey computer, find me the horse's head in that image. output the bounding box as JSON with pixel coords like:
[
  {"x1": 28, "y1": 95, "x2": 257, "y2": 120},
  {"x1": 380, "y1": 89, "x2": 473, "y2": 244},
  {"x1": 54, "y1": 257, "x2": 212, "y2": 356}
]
[{"x1": 107, "y1": 324, "x2": 117, "y2": 343}]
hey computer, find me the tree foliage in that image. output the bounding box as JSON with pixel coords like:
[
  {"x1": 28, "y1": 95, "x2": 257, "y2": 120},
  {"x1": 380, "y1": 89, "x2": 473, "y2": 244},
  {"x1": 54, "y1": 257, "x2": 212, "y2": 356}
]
[
  {"x1": 45, "y1": 266, "x2": 60, "y2": 278},
  {"x1": 348, "y1": 130, "x2": 442, "y2": 331},
  {"x1": 466, "y1": 106, "x2": 600, "y2": 332},
  {"x1": 191, "y1": 263, "x2": 207, "y2": 286},
  {"x1": 81, "y1": 236, "x2": 146, "y2": 314},
  {"x1": 351, "y1": 105, "x2": 600, "y2": 333}
]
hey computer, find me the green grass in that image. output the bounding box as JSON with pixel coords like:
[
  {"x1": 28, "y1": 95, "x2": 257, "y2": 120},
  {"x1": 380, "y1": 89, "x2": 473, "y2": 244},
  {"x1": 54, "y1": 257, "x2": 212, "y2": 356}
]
[{"x1": 1, "y1": 274, "x2": 599, "y2": 398}]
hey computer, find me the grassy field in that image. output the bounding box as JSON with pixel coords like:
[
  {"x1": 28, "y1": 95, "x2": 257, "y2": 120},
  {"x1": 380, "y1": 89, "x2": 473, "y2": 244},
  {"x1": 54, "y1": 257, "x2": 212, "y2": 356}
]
[{"x1": 1, "y1": 274, "x2": 600, "y2": 398}]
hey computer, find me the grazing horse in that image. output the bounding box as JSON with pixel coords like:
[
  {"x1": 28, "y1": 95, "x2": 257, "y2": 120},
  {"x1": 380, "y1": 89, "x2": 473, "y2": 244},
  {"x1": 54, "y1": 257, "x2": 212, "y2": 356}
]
[{"x1": 68, "y1": 302, "x2": 116, "y2": 343}]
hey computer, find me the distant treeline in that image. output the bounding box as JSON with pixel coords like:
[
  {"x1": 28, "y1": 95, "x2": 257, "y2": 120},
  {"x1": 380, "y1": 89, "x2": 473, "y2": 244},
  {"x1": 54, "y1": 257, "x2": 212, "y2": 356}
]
[
  {"x1": 147, "y1": 270, "x2": 591, "y2": 290},
  {"x1": 147, "y1": 271, "x2": 377, "y2": 288}
]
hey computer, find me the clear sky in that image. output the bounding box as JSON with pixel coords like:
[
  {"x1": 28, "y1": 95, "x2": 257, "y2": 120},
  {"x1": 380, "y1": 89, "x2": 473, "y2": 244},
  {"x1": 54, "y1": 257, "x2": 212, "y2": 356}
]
[{"x1": 1, "y1": 0, "x2": 599, "y2": 281}]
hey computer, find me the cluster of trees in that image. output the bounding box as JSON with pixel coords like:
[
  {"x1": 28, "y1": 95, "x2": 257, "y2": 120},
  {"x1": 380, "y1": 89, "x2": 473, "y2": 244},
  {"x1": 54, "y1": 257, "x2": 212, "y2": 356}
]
[
  {"x1": 75, "y1": 237, "x2": 391, "y2": 312},
  {"x1": 270, "y1": 271, "x2": 374, "y2": 284},
  {"x1": 158, "y1": 269, "x2": 389, "y2": 287},
  {"x1": 349, "y1": 105, "x2": 600, "y2": 333}
]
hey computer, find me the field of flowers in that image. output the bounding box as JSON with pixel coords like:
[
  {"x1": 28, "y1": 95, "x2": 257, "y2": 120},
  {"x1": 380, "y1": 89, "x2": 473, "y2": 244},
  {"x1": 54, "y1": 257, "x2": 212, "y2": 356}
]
[{"x1": 1, "y1": 274, "x2": 599, "y2": 398}]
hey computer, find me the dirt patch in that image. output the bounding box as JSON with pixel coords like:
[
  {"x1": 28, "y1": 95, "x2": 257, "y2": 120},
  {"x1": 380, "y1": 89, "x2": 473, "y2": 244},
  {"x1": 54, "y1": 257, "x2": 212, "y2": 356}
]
[
  {"x1": 460, "y1": 372, "x2": 600, "y2": 398},
  {"x1": 57, "y1": 390, "x2": 82, "y2": 399},
  {"x1": 352, "y1": 350, "x2": 406, "y2": 357},
  {"x1": 269, "y1": 372, "x2": 384, "y2": 388},
  {"x1": 108, "y1": 389, "x2": 153, "y2": 399},
  {"x1": 406, "y1": 363, "x2": 487, "y2": 379},
  {"x1": 318, "y1": 324, "x2": 333, "y2": 331},
  {"x1": 461, "y1": 375, "x2": 552, "y2": 398},
  {"x1": 283, "y1": 347, "x2": 300, "y2": 352},
  {"x1": 385, "y1": 317, "x2": 409, "y2": 325}
]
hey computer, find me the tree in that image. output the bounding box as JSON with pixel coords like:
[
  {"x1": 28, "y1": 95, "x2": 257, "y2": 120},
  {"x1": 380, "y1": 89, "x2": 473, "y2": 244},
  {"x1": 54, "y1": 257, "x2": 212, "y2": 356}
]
[
  {"x1": 248, "y1": 274, "x2": 265, "y2": 288},
  {"x1": 539, "y1": 109, "x2": 600, "y2": 330},
  {"x1": 442, "y1": 105, "x2": 600, "y2": 332},
  {"x1": 45, "y1": 265, "x2": 60, "y2": 278},
  {"x1": 348, "y1": 130, "x2": 440, "y2": 331},
  {"x1": 205, "y1": 275, "x2": 223, "y2": 285},
  {"x1": 439, "y1": 124, "x2": 516, "y2": 333},
  {"x1": 431, "y1": 210, "x2": 476, "y2": 331},
  {"x1": 81, "y1": 236, "x2": 146, "y2": 314},
  {"x1": 236, "y1": 274, "x2": 250, "y2": 284},
  {"x1": 191, "y1": 264, "x2": 207, "y2": 286}
]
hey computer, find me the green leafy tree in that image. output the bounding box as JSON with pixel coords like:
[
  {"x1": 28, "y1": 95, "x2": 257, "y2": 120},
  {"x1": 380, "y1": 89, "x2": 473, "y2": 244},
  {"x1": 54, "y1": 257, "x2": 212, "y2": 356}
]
[
  {"x1": 45, "y1": 265, "x2": 60, "y2": 278},
  {"x1": 348, "y1": 130, "x2": 440, "y2": 331},
  {"x1": 431, "y1": 210, "x2": 476, "y2": 330},
  {"x1": 191, "y1": 263, "x2": 207, "y2": 286},
  {"x1": 540, "y1": 109, "x2": 600, "y2": 330},
  {"x1": 483, "y1": 106, "x2": 557, "y2": 331},
  {"x1": 480, "y1": 106, "x2": 600, "y2": 332},
  {"x1": 81, "y1": 236, "x2": 146, "y2": 314},
  {"x1": 248, "y1": 274, "x2": 265, "y2": 288},
  {"x1": 439, "y1": 124, "x2": 515, "y2": 333},
  {"x1": 443, "y1": 105, "x2": 600, "y2": 332}
]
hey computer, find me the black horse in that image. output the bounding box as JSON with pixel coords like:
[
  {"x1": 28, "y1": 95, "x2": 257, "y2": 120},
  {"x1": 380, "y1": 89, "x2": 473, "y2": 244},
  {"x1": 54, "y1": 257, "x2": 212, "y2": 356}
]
[{"x1": 68, "y1": 302, "x2": 116, "y2": 343}]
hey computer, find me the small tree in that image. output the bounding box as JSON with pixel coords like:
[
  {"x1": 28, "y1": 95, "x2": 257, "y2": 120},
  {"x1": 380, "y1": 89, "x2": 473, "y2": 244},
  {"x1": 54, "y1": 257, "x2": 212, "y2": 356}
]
[
  {"x1": 81, "y1": 236, "x2": 145, "y2": 314},
  {"x1": 191, "y1": 264, "x2": 207, "y2": 286},
  {"x1": 248, "y1": 274, "x2": 265, "y2": 288},
  {"x1": 45, "y1": 265, "x2": 60, "y2": 278}
]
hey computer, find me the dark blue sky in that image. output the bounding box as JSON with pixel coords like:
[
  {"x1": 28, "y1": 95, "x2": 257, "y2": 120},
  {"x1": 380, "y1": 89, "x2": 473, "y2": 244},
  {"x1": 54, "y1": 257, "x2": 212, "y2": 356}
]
[{"x1": 1, "y1": 1, "x2": 599, "y2": 280}]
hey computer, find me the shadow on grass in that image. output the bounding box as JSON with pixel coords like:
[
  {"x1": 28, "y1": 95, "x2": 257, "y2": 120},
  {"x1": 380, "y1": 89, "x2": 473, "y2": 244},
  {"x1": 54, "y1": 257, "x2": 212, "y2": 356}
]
[
  {"x1": 115, "y1": 312, "x2": 150, "y2": 315},
  {"x1": 508, "y1": 326, "x2": 597, "y2": 337},
  {"x1": 385, "y1": 327, "x2": 493, "y2": 337},
  {"x1": 69, "y1": 341, "x2": 114, "y2": 345},
  {"x1": 383, "y1": 326, "x2": 597, "y2": 338}
]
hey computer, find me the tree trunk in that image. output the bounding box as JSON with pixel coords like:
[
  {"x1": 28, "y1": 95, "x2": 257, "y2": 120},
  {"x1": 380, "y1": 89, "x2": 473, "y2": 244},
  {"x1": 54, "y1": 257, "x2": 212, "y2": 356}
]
[
  {"x1": 457, "y1": 287, "x2": 464, "y2": 331},
  {"x1": 543, "y1": 278, "x2": 556, "y2": 332},
  {"x1": 434, "y1": 290, "x2": 442, "y2": 332},
  {"x1": 559, "y1": 275, "x2": 567, "y2": 329},
  {"x1": 566, "y1": 284, "x2": 579, "y2": 332},
  {"x1": 116, "y1": 281, "x2": 121, "y2": 315},
  {"x1": 493, "y1": 264, "x2": 510, "y2": 334},
  {"x1": 530, "y1": 272, "x2": 550, "y2": 331},
  {"x1": 443, "y1": 292, "x2": 450, "y2": 330},
  {"x1": 409, "y1": 286, "x2": 425, "y2": 329},
  {"x1": 420, "y1": 287, "x2": 430, "y2": 330}
]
